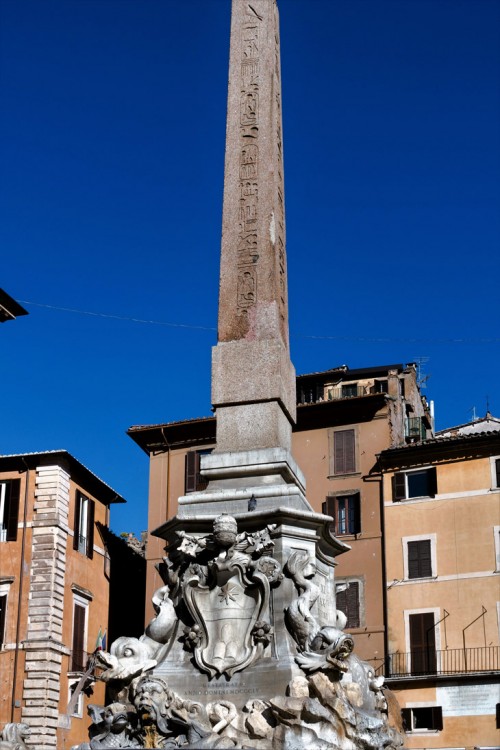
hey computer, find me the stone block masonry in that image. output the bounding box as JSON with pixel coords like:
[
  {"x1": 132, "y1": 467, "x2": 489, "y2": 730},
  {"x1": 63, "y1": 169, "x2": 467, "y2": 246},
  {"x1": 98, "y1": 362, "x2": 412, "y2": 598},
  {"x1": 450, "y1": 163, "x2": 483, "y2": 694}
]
[{"x1": 21, "y1": 465, "x2": 70, "y2": 750}]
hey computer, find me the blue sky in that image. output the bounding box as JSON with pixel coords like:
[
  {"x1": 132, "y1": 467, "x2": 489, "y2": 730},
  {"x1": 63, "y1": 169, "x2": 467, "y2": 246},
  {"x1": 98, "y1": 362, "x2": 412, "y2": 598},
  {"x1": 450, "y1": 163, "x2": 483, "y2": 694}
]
[{"x1": 2, "y1": 0, "x2": 499, "y2": 536}]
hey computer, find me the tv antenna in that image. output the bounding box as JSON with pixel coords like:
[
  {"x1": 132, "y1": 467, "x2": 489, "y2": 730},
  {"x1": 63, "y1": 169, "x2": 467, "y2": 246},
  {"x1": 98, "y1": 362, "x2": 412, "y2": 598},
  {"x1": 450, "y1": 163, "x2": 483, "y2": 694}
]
[{"x1": 413, "y1": 356, "x2": 430, "y2": 389}]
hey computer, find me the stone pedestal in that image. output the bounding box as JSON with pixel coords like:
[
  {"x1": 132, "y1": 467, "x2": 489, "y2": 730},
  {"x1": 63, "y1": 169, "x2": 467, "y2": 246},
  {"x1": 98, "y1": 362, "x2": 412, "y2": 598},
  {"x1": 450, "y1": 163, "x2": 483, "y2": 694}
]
[
  {"x1": 151, "y1": 507, "x2": 348, "y2": 710},
  {"x1": 178, "y1": 448, "x2": 309, "y2": 516}
]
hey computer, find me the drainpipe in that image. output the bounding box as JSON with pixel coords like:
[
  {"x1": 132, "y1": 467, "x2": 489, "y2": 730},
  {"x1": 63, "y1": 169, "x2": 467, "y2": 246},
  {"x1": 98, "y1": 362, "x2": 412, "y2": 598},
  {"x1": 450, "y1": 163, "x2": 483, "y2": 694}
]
[
  {"x1": 378, "y1": 469, "x2": 390, "y2": 674},
  {"x1": 370, "y1": 455, "x2": 390, "y2": 674},
  {"x1": 11, "y1": 458, "x2": 30, "y2": 722}
]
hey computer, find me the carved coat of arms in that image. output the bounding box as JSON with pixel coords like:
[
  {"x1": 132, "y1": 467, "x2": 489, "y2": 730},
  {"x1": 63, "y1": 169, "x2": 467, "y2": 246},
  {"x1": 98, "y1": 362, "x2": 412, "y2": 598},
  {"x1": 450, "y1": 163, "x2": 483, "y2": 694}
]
[{"x1": 180, "y1": 515, "x2": 281, "y2": 678}]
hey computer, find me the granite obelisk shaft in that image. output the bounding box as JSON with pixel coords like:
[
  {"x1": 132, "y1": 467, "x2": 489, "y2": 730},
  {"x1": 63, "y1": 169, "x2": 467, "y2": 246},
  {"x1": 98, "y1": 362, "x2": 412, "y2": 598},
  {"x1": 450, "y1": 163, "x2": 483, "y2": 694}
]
[{"x1": 212, "y1": 0, "x2": 296, "y2": 454}]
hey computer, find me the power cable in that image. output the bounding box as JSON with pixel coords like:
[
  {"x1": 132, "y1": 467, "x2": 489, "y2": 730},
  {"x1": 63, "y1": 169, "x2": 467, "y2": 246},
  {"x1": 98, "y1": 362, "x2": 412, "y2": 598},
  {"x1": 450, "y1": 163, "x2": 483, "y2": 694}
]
[{"x1": 19, "y1": 300, "x2": 500, "y2": 344}]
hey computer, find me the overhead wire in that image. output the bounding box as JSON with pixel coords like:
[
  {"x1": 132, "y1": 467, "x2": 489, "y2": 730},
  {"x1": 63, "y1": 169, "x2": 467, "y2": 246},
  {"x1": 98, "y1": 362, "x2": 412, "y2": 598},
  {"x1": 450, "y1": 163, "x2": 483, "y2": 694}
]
[{"x1": 19, "y1": 300, "x2": 500, "y2": 344}]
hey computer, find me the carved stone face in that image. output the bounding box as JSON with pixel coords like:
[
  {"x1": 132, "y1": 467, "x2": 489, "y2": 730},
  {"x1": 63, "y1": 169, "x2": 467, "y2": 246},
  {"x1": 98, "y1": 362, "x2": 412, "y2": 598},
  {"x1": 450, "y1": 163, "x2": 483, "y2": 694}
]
[{"x1": 134, "y1": 675, "x2": 172, "y2": 735}]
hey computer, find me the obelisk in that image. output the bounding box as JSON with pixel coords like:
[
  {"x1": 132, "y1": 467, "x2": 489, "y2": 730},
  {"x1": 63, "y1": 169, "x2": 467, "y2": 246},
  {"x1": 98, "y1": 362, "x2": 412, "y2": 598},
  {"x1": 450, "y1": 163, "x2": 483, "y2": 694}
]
[
  {"x1": 211, "y1": 0, "x2": 296, "y2": 455},
  {"x1": 180, "y1": 0, "x2": 309, "y2": 516}
]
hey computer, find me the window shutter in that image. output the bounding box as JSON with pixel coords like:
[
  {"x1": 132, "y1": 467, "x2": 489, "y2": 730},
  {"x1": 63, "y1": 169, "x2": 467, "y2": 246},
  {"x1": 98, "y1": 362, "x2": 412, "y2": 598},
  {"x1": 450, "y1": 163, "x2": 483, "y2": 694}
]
[
  {"x1": 73, "y1": 492, "x2": 81, "y2": 551},
  {"x1": 185, "y1": 452, "x2": 197, "y2": 493},
  {"x1": 427, "y1": 466, "x2": 437, "y2": 497},
  {"x1": 408, "y1": 540, "x2": 431, "y2": 579},
  {"x1": 322, "y1": 496, "x2": 336, "y2": 519},
  {"x1": 337, "y1": 582, "x2": 360, "y2": 629},
  {"x1": 409, "y1": 612, "x2": 436, "y2": 674},
  {"x1": 334, "y1": 430, "x2": 355, "y2": 475},
  {"x1": 346, "y1": 581, "x2": 360, "y2": 628},
  {"x1": 0, "y1": 595, "x2": 6, "y2": 646},
  {"x1": 392, "y1": 473, "x2": 406, "y2": 501},
  {"x1": 419, "y1": 540, "x2": 432, "y2": 577},
  {"x1": 400, "y1": 708, "x2": 411, "y2": 732},
  {"x1": 495, "y1": 458, "x2": 500, "y2": 489},
  {"x1": 86, "y1": 500, "x2": 95, "y2": 559},
  {"x1": 6, "y1": 479, "x2": 20, "y2": 542},
  {"x1": 352, "y1": 493, "x2": 361, "y2": 534},
  {"x1": 431, "y1": 706, "x2": 443, "y2": 731},
  {"x1": 72, "y1": 603, "x2": 86, "y2": 672}
]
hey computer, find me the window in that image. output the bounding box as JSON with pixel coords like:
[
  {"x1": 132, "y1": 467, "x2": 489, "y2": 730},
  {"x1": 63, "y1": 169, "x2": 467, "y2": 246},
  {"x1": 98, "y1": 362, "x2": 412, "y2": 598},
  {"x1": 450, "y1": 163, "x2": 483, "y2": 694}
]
[
  {"x1": 0, "y1": 479, "x2": 21, "y2": 542},
  {"x1": 336, "y1": 581, "x2": 361, "y2": 628},
  {"x1": 185, "y1": 450, "x2": 212, "y2": 493},
  {"x1": 341, "y1": 383, "x2": 358, "y2": 398},
  {"x1": 0, "y1": 594, "x2": 7, "y2": 648},
  {"x1": 407, "y1": 539, "x2": 432, "y2": 579},
  {"x1": 323, "y1": 494, "x2": 361, "y2": 535},
  {"x1": 491, "y1": 457, "x2": 500, "y2": 489},
  {"x1": 374, "y1": 379, "x2": 388, "y2": 394},
  {"x1": 392, "y1": 467, "x2": 437, "y2": 501},
  {"x1": 71, "y1": 599, "x2": 88, "y2": 673},
  {"x1": 401, "y1": 706, "x2": 443, "y2": 732},
  {"x1": 332, "y1": 429, "x2": 356, "y2": 475},
  {"x1": 68, "y1": 679, "x2": 84, "y2": 717},
  {"x1": 409, "y1": 612, "x2": 436, "y2": 675},
  {"x1": 73, "y1": 492, "x2": 94, "y2": 558}
]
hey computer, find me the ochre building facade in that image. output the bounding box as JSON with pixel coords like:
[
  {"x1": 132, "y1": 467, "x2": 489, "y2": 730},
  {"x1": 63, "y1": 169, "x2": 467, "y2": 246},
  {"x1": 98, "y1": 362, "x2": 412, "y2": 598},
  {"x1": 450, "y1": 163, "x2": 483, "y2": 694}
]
[
  {"x1": 0, "y1": 451, "x2": 124, "y2": 750},
  {"x1": 377, "y1": 415, "x2": 500, "y2": 747}
]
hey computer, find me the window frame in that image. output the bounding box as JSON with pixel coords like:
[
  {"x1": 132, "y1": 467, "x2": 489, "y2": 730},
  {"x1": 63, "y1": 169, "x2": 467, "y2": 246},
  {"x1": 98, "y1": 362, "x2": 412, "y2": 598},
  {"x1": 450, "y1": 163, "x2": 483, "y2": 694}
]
[
  {"x1": 70, "y1": 595, "x2": 89, "y2": 674},
  {"x1": 0, "y1": 479, "x2": 21, "y2": 542},
  {"x1": 67, "y1": 678, "x2": 84, "y2": 718},
  {"x1": 403, "y1": 534, "x2": 436, "y2": 580},
  {"x1": 401, "y1": 705, "x2": 443, "y2": 733},
  {"x1": 490, "y1": 456, "x2": 500, "y2": 490},
  {"x1": 404, "y1": 607, "x2": 441, "y2": 676},
  {"x1": 185, "y1": 449, "x2": 212, "y2": 494},
  {"x1": 335, "y1": 577, "x2": 363, "y2": 629},
  {"x1": 329, "y1": 426, "x2": 359, "y2": 477},
  {"x1": 73, "y1": 491, "x2": 95, "y2": 559},
  {"x1": 0, "y1": 593, "x2": 7, "y2": 648},
  {"x1": 323, "y1": 492, "x2": 361, "y2": 536},
  {"x1": 392, "y1": 466, "x2": 437, "y2": 501}
]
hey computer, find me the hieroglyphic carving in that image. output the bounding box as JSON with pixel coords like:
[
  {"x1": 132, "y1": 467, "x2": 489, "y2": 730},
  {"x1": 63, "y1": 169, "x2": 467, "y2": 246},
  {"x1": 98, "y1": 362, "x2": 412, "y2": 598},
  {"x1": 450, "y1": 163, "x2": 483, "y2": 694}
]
[
  {"x1": 237, "y1": 9, "x2": 261, "y2": 315},
  {"x1": 273, "y1": 4, "x2": 287, "y2": 330}
]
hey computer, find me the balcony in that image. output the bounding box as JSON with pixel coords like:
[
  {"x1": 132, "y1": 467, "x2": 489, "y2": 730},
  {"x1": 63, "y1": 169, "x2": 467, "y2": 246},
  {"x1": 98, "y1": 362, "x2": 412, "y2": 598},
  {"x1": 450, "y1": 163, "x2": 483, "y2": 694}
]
[
  {"x1": 299, "y1": 384, "x2": 367, "y2": 404},
  {"x1": 376, "y1": 646, "x2": 500, "y2": 678},
  {"x1": 405, "y1": 416, "x2": 426, "y2": 442}
]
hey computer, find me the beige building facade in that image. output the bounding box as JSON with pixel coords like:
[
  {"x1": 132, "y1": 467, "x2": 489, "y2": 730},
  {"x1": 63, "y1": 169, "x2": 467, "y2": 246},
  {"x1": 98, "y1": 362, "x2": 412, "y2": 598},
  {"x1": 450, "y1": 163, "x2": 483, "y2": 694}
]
[
  {"x1": 377, "y1": 416, "x2": 500, "y2": 748},
  {"x1": 0, "y1": 451, "x2": 125, "y2": 750},
  {"x1": 129, "y1": 362, "x2": 431, "y2": 667}
]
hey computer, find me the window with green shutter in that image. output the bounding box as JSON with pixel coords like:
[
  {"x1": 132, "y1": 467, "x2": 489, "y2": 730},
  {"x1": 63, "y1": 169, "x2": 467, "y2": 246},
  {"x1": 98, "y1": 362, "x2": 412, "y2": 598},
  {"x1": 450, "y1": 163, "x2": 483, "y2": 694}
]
[
  {"x1": 336, "y1": 581, "x2": 361, "y2": 629},
  {"x1": 333, "y1": 429, "x2": 356, "y2": 475},
  {"x1": 407, "y1": 539, "x2": 432, "y2": 578}
]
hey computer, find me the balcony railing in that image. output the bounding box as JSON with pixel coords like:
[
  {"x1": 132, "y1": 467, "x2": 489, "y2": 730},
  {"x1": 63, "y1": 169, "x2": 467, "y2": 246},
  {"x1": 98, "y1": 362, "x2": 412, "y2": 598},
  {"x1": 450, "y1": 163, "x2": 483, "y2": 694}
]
[
  {"x1": 299, "y1": 385, "x2": 367, "y2": 404},
  {"x1": 376, "y1": 646, "x2": 500, "y2": 678},
  {"x1": 405, "y1": 416, "x2": 426, "y2": 441}
]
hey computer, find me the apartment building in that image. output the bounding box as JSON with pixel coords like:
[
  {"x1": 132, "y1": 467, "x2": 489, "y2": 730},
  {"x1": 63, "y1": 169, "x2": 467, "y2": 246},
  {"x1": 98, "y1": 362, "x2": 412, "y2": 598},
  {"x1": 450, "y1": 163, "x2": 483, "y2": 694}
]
[
  {"x1": 0, "y1": 450, "x2": 125, "y2": 750},
  {"x1": 128, "y1": 362, "x2": 431, "y2": 665},
  {"x1": 376, "y1": 414, "x2": 500, "y2": 748}
]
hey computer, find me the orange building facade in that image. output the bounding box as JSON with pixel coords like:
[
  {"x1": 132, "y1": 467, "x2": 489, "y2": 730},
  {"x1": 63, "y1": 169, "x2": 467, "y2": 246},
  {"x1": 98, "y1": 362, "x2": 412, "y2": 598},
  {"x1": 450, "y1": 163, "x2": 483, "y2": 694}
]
[
  {"x1": 377, "y1": 417, "x2": 500, "y2": 747},
  {"x1": 128, "y1": 362, "x2": 431, "y2": 668},
  {"x1": 0, "y1": 451, "x2": 124, "y2": 750}
]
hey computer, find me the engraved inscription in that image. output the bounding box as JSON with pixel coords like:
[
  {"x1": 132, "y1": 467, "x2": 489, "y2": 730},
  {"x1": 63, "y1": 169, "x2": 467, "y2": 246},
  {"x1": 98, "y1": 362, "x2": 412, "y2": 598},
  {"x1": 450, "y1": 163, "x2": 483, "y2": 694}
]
[{"x1": 236, "y1": 8, "x2": 262, "y2": 315}]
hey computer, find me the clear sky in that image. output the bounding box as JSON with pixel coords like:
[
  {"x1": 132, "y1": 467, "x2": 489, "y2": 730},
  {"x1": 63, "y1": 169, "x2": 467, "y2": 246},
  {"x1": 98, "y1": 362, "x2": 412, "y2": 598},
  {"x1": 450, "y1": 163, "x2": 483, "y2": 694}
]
[{"x1": 2, "y1": 0, "x2": 499, "y2": 536}]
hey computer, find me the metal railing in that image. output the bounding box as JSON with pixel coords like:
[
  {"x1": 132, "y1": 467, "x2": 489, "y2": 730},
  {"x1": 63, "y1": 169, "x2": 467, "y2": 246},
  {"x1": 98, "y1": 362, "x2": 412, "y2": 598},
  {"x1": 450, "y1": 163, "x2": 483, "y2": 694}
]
[
  {"x1": 405, "y1": 416, "x2": 426, "y2": 441},
  {"x1": 299, "y1": 385, "x2": 368, "y2": 404},
  {"x1": 376, "y1": 646, "x2": 500, "y2": 678}
]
